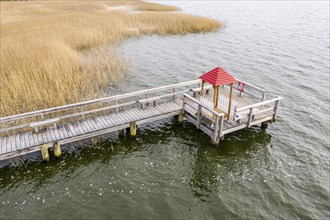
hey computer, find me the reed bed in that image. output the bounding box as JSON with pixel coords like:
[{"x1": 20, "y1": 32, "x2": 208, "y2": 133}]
[{"x1": 0, "y1": 1, "x2": 221, "y2": 117}]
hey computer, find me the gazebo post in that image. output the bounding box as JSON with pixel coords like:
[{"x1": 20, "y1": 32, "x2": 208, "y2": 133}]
[
  {"x1": 227, "y1": 83, "x2": 233, "y2": 120},
  {"x1": 215, "y1": 85, "x2": 219, "y2": 109},
  {"x1": 212, "y1": 86, "x2": 217, "y2": 110},
  {"x1": 200, "y1": 80, "x2": 205, "y2": 97}
]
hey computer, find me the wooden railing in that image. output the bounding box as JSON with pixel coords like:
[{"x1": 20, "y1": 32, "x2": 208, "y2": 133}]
[
  {"x1": 183, "y1": 94, "x2": 225, "y2": 143},
  {"x1": 234, "y1": 96, "x2": 282, "y2": 127},
  {"x1": 228, "y1": 79, "x2": 267, "y2": 102},
  {"x1": 0, "y1": 80, "x2": 202, "y2": 134}
]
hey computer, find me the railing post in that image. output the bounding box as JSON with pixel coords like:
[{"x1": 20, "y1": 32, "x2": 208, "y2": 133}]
[
  {"x1": 262, "y1": 92, "x2": 267, "y2": 102},
  {"x1": 213, "y1": 115, "x2": 219, "y2": 142},
  {"x1": 219, "y1": 114, "x2": 224, "y2": 139},
  {"x1": 197, "y1": 104, "x2": 202, "y2": 129},
  {"x1": 80, "y1": 106, "x2": 84, "y2": 119},
  {"x1": 233, "y1": 106, "x2": 237, "y2": 121},
  {"x1": 40, "y1": 113, "x2": 44, "y2": 120},
  {"x1": 247, "y1": 107, "x2": 254, "y2": 128},
  {"x1": 173, "y1": 88, "x2": 176, "y2": 100},
  {"x1": 261, "y1": 92, "x2": 267, "y2": 107},
  {"x1": 273, "y1": 99, "x2": 280, "y2": 121},
  {"x1": 115, "y1": 100, "x2": 119, "y2": 113}
]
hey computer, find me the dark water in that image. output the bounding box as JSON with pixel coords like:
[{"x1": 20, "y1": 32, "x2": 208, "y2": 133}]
[{"x1": 1, "y1": 1, "x2": 329, "y2": 219}]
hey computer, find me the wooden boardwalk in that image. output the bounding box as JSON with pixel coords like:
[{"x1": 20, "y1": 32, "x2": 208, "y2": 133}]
[{"x1": 0, "y1": 80, "x2": 282, "y2": 162}]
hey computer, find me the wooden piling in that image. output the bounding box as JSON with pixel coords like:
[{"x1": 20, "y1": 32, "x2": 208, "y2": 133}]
[
  {"x1": 40, "y1": 144, "x2": 50, "y2": 162},
  {"x1": 178, "y1": 114, "x2": 184, "y2": 123},
  {"x1": 53, "y1": 142, "x2": 62, "y2": 158},
  {"x1": 130, "y1": 121, "x2": 137, "y2": 137}
]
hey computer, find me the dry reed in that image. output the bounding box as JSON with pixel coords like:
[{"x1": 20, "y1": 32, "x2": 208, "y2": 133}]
[{"x1": 0, "y1": 1, "x2": 221, "y2": 117}]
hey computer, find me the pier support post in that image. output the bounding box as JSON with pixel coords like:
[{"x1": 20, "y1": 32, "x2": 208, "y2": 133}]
[
  {"x1": 40, "y1": 144, "x2": 50, "y2": 162},
  {"x1": 130, "y1": 121, "x2": 137, "y2": 137},
  {"x1": 177, "y1": 114, "x2": 184, "y2": 123},
  {"x1": 53, "y1": 142, "x2": 62, "y2": 158},
  {"x1": 119, "y1": 129, "x2": 125, "y2": 137},
  {"x1": 261, "y1": 121, "x2": 269, "y2": 129},
  {"x1": 211, "y1": 138, "x2": 219, "y2": 146}
]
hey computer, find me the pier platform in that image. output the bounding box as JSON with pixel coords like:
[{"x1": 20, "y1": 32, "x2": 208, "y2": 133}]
[{"x1": 0, "y1": 79, "x2": 282, "y2": 162}]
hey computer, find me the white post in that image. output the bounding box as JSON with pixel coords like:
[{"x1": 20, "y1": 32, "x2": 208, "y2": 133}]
[
  {"x1": 173, "y1": 88, "x2": 176, "y2": 100},
  {"x1": 115, "y1": 100, "x2": 119, "y2": 113},
  {"x1": 261, "y1": 92, "x2": 267, "y2": 107},
  {"x1": 182, "y1": 96, "x2": 186, "y2": 114},
  {"x1": 219, "y1": 114, "x2": 224, "y2": 138},
  {"x1": 273, "y1": 99, "x2": 280, "y2": 121},
  {"x1": 262, "y1": 92, "x2": 267, "y2": 102},
  {"x1": 197, "y1": 104, "x2": 202, "y2": 129},
  {"x1": 247, "y1": 107, "x2": 254, "y2": 128},
  {"x1": 214, "y1": 115, "x2": 219, "y2": 142},
  {"x1": 80, "y1": 106, "x2": 84, "y2": 119},
  {"x1": 233, "y1": 105, "x2": 237, "y2": 121}
]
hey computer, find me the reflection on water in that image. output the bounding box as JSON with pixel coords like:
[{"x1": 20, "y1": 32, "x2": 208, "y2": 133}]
[{"x1": 189, "y1": 127, "x2": 272, "y2": 202}]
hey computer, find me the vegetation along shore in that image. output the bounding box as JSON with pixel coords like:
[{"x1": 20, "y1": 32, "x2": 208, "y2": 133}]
[{"x1": 0, "y1": 0, "x2": 221, "y2": 117}]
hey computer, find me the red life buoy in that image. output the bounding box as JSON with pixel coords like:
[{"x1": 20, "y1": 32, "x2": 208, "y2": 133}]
[{"x1": 238, "y1": 82, "x2": 244, "y2": 92}]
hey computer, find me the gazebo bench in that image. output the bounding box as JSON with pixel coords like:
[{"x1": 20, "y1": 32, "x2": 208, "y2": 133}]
[
  {"x1": 29, "y1": 118, "x2": 60, "y2": 133},
  {"x1": 137, "y1": 92, "x2": 177, "y2": 109},
  {"x1": 190, "y1": 86, "x2": 212, "y2": 97}
]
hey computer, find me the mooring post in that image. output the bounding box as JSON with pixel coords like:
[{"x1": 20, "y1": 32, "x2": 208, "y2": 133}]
[
  {"x1": 53, "y1": 142, "x2": 62, "y2": 158},
  {"x1": 40, "y1": 144, "x2": 50, "y2": 162},
  {"x1": 130, "y1": 121, "x2": 137, "y2": 137}
]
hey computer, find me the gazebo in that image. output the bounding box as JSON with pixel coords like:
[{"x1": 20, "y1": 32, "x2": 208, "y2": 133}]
[{"x1": 199, "y1": 67, "x2": 237, "y2": 120}]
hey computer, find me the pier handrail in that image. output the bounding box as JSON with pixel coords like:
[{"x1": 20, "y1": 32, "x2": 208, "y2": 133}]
[
  {"x1": 183, "y1": 93, "x2": 225, "y2": 142},
  {"x1": 234, "y1": 79, "x2": 266, "y2": 93},
  {"x1": 183, "y1": 94, "x2": 224, "y2": 117},
  {"x1": 0, "y1": 79, "x2": 202, "y2": 123},
  {"x1": 235, "y1": 96, "x2": 283, "y2": 112}
]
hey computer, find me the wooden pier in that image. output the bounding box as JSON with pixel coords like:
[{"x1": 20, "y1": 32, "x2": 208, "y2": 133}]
[{"x1": 0, "y1": 78, "x2": 282, "y2": 162}]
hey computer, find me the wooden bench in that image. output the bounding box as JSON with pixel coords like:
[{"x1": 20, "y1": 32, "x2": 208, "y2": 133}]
[
  {"x1": 190, "y1": 86, "x2": 212, "y2": 97},
  {"x1": 29, "y1": 118, "x2": 60, "y2": 133},
  {"x1": 137, "y1": 93, "x2": 177, "y2": 109}
]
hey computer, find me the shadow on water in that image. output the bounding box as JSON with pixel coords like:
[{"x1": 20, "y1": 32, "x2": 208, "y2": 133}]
[
  {"x1": 188, "y1": 125, "x2": 272, "y2": 202},
  {"x1": 0, "y1": 118, "x2": 272, "y2": 197}
]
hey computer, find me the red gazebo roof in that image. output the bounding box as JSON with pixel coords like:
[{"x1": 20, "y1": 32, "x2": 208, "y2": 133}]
[{"x1": 199, "y1": 67, "x2": 236, "y2": 86}]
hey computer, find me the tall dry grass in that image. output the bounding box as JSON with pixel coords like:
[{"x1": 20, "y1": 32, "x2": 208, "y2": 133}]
[{"x1": 0, "y1": 1, "x2": 221, "y2": 117}]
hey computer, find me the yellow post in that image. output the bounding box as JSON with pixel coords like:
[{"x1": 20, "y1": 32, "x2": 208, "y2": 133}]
[
  {"x1": 178, "y1": 114, "x2": 184, "y2": 123},
  {"x1": 212, "y1": 86, "x2": 219, "y2": 122},
  {"x1": 130, "y1": 121, "x2": 137, "y2": 137},
  {"x1": 53, "y1": 142, "x2": 62, "y2": 158},
  {"x1": 40, "y1": 144, "x2": 50, "y2": 162},
  {"x1": 213, "y1": 86, "x2": 217, "y2": 110},
  {"x1": 200, "y1": 81, "x2": 205, "y2": 97},
  {"x1": 215, "y1": 86, "x2": 220, "y2": 109},
  {"x1": 227, "y1": 83, "x2": 233, "y2": 120}
]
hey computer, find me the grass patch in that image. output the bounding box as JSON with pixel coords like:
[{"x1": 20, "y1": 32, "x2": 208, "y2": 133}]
[{"x1": 0, "y1": 0, "x2": 221, "y2": 117}]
